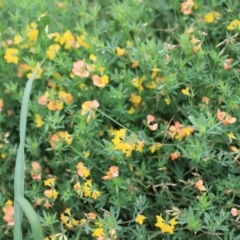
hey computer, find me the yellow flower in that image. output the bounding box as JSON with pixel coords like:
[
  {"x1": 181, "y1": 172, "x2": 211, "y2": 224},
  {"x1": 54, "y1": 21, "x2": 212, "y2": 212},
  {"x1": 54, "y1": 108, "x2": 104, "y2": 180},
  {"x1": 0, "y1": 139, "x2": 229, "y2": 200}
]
[
  {"x1": 129, "y1": 93, "x2": 142, "y2": 107},
  {"x1": 126, "y1": 40, "x2": 133, "y2": 47},
  {"x1": 60, "y1": 30, "x2": 75, "y2": 49},
  {"x1": 227, "y1": 19, "x2": 240, "y2": 31},
  {"x1": 149, "y1": 142, "x2": 162, "y2": 153},
  {"x1": 35, "y1": 114, "x2": 44, "y2": 128},
  {"x1": 181, "y1": 87, "x2": 191, "y2": 96},
  {"x1": 4, "y1": 48, "x2": 19, "y2": 64},
  {"x1": 128, "y1": 107, "x2": 135, "y2": 114},
  {"x1": 164, "y1": 96, "x2": 171, "y2": 105},
  {"x1": 92, "y1": 228, "x2": 104, "y2": 237},
  {"x1": 27, "y1": 22, "x2": 39, "y2": 43},
  {"x1": 228, "y1": 132, "x2": 237, "y2": 140},
  {"x1": 46, "y1": 44, "x2": 60, "y2": 60},
  {"x1": 91, "y1": 190, "x2": 101, "y2": 200},
  {"x1": 155, "y1": 215, "x2": 177, "y2": 235},
  {"x1": 44, "y1": 189, "x2": 59, "y2": 199},
  {"x1": 47, "y1": 32, "x2": 61, "y2": 42},
  {"x1": 132, "y1": 76, "x2": 144, "y2": 91},
  {"x1": 116, "y1": 46, "x2": 126, "y2": 56},
  {"x1": 89, "y1": 54, "x2": 97, "y2": 61},
  {"x1": 135, "y1": 214, "x2": 146, "y2": 225},
  {"x1": 13, "y1": 33, "x2": 24, "y2": 45},
  {"x1": 83, "y1": 151, "x2": 90, "y2": 158},
  {"x1": 111, "y1": 129, "x2": 141, "y2": 157},
  {"x1": 145, "y1": 81, "x2": 157, "y2": 89},
  {"x1": 44, "y1": 178, "x2": 56, "y2": 187},
  {"x1": 203, "y1": 11, "x2": 221, "y2": 23}
]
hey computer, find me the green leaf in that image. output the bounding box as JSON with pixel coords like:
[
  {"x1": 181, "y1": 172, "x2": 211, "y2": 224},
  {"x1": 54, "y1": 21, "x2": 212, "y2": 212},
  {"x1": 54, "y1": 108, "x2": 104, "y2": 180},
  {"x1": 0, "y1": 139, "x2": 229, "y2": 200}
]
[{"x1": 15, "y1": 196, "x2": 44, "y2": 240}]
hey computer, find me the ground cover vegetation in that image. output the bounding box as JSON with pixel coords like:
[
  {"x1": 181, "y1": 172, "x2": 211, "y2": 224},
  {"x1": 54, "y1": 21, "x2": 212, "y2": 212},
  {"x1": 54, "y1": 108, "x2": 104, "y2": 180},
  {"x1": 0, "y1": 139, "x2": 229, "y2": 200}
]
[{"x1": 1, "y1": 0, "x2": 240, "y2": 239}]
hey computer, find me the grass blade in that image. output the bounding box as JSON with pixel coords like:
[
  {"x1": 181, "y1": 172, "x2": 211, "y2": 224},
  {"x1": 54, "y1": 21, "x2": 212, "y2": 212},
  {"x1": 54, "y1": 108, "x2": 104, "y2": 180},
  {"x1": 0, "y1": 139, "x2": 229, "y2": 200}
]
[
  {"x1": 14, "y1": 59, "x2": 45, "y2": 240},
  {"x1": 15, "y1": 196, "x2": 44, "y2": 240}
]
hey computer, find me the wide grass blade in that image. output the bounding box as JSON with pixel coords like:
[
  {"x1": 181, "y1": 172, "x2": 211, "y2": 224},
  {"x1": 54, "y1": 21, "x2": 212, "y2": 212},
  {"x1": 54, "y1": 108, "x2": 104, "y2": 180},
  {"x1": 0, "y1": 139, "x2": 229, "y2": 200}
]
[
  {"x1": 15, "y1": 196, "x2": 44, "y2": 240},
  {"x1": 14, "y1": 60, "x2": 45, "y2": 240}
]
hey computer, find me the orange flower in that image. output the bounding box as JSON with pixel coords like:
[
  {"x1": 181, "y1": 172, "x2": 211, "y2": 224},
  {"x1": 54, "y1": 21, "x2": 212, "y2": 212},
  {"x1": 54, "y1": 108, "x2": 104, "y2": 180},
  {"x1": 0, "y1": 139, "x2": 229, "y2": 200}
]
[
  {"x1": 87, "y1": 212, "x2": 97, "y2": 220},
  {"x1": 195, "y1": 179, "x2": 207, "y2": 191},
  {"x1": 47, "y1": 99, "x2": 63, "y2": 111},
  {"x1": 38, "y1": 94, "x2": 48, "y2": 105},
  {"x1": 223, "y1": 58, "x2": 233, "y2": 70},
  {"x1": 77, "y1": 162, "x2": 90, "y2": 178},
  {"x1": 147, "y1": 115, "x2": 154, "y2": 124},
  {"x1": 49, "y1": 131, "x2": 73, "y2": 149},
  {"x1": 216, "y1": 109, "x2": 236, "y2": 125},
  {"x1": 180, "y1": 0, "x2": 194, "y2": 15},
  {"x1": 58, "y1": 91, "x2": 74, "y2": 104},
  {"x1": 31, "y1": 161, "x2": 41, "y2": 181},
  {"x1": 3, "y1": 205, "x2": 14, "y2": 226},
  {"x1": 44, "y1": 200, "x2": 52, "y2": 209},
  {"x1": 92, "y1": 74, "x2": 109, "y2": 88},
  {"x1": 193, "y1": 43, "x2": 201, "y2": 52},
  {"x1": 3, "y1": 201, "x2": 14, "y2": 226},
  {"x1": 202, "y1": 96, "x2": 210, "y2": 104},
  {"x1": 102, "y1": 166, "x2": 119, "y2": 180},
  {"x1": 146, "y1": 114, "x2": 158, "y2": 131},
  {"x1": 0, "y1": 99, "x2": 4, "y2": 112},
  {"x1": 168, "y1": 122, "x2": 194, "y2": 139},
  {"x1": 81, "y1": 100, "x2": 99, "y2": 121},
  {"x1": 169, "y1": 151, "x2": 181, "y2": 161},
  {"x1": 35, "y1": 198, "x2": 44, "y2": 206},
  {"x1": 72, "y1": 60, "x2": 90, "y2": 78},
  {"x1": 17, "y1": 63, "x2": 30, "y2": 78},
  {"x1": 131, "y1": 61, "x2": 139, "y2": 68},
  {"x1": 231, "y1": 208, "x2": 240, "y2": 217}
]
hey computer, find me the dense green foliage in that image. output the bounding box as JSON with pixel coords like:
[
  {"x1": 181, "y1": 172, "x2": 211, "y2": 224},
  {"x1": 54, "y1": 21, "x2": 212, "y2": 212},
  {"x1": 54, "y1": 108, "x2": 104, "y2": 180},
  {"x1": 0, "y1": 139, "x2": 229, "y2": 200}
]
[{"x1": 1, "y1": 0, "x2": 240, "y2": 239}]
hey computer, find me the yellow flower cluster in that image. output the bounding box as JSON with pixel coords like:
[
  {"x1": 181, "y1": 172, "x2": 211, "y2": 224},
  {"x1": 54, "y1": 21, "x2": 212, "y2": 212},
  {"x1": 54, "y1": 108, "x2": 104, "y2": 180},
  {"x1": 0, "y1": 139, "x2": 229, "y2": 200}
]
[
  {"x1": 39, "y1": 90, "x2": 74, "y2": 111},
  {"x1": 26, "y1": 22, "x2": 39, "y2": 43},
  {"x1": 203, "y1": 11, "x2": 221, "y2": 23},
  {"x1": 92, "y1": 224, "x2": 117, "y2": 239},
  {"x1": 111, "y1": 129, "x2": 144, "y2": 157},
  {"x1": 132, "y1": 76, "x2": 145, "y2": 91},
  {"x1": 60, "y1": 208, "x2": 84, "y2": 229},
  {"x1": 43, "y1": 178, "x2": 59, "y2": 209},
  {"x1": 74, "y1": 161, "x2": 101, "y2": 200},
  {"x1": 129, "y1": 93, "x2": 142, "y2": 108},
  {"x1": 47, "y1": 30, "x2": 90, "y2": 50},
  {"x1": 227, "y1": 19, "x2": 240, "y2": 31},
  {"x1": 74, "y1": 179, "x2": 101, "y2": 200},
  {"x1": 155, "y1": 215, "x2": 177, "y2": 234},
  {"x1": 168, "y1": 122, "x2": 194, "y2": 140},
  {"x1": 4, "y1": 48, "x2": 19, "y2": 64},
  {"x1": 46, "y1": 44, "x2": 60, "y2": 60}
]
